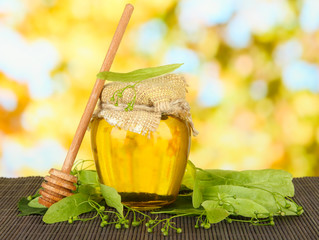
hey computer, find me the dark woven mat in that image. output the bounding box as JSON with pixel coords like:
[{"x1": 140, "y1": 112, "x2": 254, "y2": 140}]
[{"x1": 0, "y1": 177, "x2": 318, "y2": 240}]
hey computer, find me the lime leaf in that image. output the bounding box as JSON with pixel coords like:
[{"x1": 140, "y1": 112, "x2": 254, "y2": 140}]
[
  {"x1": 192, "y1": 177, "x2": 203, "y2": 208},
  {"x1": 100, "y1": 183, "x2": 124, "y2": 217},
  {"x1": 97, "y1": 63, "x2": 183, "y2": 82},
  {"x1": 28, "y1": 197, "x2": 47, "y2": 209},
  {"x1": 78, "y1": 170, "x2": 99, "y2": 186},
  {"x1": 43, "y1": 193, "x2": 93, "y2": 224},
  {"x1": 225, "y1": 198, "x2": 269, "y2": 218},
  {"x1": 202, "y1": 200, "x2": 230, "y2": 223},
  {"x1": 18, "y1": 197, "x2": 47, "y2": 216},
  {"x1": 193, "y1": 168, "x2": 300, "y2": 217},
  {"x1": 197, "y1": 169, "x2": 294, "y2": 196},
  {"x1": 182, "y1": 160, "x2": 197, "y2": 190}
]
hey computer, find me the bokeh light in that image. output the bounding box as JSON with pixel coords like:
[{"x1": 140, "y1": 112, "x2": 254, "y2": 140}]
[{"x1": 0, "y1": 0, "x2": 319, "y2": 177}]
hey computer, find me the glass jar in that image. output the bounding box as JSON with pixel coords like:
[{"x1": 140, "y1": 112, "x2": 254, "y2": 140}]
[{"x1": 90, "y1": 115, "x2": 191, "y2": 210}]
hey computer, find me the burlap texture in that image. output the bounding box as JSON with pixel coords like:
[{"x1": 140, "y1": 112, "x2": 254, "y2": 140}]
[{"x1": 94, "y1": 74, "x2": 198, "y2": 136}]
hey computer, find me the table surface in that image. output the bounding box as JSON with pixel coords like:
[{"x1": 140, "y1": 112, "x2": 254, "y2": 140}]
[{"x1": 0, "y1": 176, "x2": 318, "y2": 240}]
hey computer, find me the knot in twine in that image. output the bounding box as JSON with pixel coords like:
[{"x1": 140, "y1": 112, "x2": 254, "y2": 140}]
[{"x1": 94, "y1": 74, "x2": 198, "y2": 136}]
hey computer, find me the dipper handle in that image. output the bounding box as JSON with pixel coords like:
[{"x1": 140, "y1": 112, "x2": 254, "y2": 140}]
[{"x1": 61, "y1": 4, "x2": 134, "y2": 173}]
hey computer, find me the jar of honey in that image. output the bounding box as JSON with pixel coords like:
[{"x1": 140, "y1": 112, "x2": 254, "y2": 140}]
[{"x1": 91, "y1": 74, "x2": 197, "y2": 210}]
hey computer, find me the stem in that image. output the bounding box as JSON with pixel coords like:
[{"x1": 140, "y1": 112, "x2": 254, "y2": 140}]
[
  {"x1": 78, "y1": 213, "x2": 99, "y2": 222},
  {"x1": 124, "y1": 206, "x2": 152, "y2": 220},
  {"x1": 133, "y1": 210, "x2": 137, "y2": 222}
]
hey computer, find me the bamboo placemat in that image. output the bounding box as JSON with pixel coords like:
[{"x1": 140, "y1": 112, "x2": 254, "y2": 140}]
[{"x1": 0, "y1": 177, "x2": 318, "y2": 240}]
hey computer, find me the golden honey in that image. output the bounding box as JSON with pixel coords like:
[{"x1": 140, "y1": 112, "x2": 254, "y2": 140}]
[{"x1": 90, "y1": 115, "x2": 191, "y2": 210}]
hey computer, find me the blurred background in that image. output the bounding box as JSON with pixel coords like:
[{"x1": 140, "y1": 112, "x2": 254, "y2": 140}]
[{"x1": 1, "y1": 0, "x2": 319, "y2": 177}]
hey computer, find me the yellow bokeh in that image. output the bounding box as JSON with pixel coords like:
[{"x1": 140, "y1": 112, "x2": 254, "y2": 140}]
[{"x1": 0, "y1": 0, "x2": 319, "y2": 177}]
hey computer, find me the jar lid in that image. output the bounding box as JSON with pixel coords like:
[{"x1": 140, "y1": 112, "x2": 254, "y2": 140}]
[{"x1": 94, "y1": 74, "x2": 198, "y2": 136}]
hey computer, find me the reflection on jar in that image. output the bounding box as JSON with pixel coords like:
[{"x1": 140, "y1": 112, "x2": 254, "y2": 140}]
[{"x1": 90, "y1": 115, "x2": 191, "y2": 210}]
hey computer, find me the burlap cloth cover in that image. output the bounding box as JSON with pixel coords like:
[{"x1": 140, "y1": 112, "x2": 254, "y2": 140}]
[{"x1": 93, "y1": 74, "x2": 198, "y2": 136}]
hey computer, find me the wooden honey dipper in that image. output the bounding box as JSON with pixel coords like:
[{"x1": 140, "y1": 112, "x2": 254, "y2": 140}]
[{"x1": 38, "y1": 4, "x2": 134, "y2": 208}]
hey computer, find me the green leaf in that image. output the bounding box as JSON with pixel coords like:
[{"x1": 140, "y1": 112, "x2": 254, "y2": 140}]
[
  {"x1": 197, "y1": 169, "x2": 294, "y2": 196},
  {"x1": 181, "y1": 160, "x2": 197, "y2": 190},
  {"x1": 100, "y1": 183, "x2": 124, "y2": 217},
  {"x1": 77, "y1": 170, "x2": 99, "y2": 186},
  {"x1": 191, "y1": 168, "x2": 300, "y2": 217},
  {"x1": 201, "y1": 185, "x2": 297, "y2": 217},
  {"x1": 28, "y1": 197, "x2": 47, "y2": 209},
  {"x1": 192, "y1": 178, "x2": 203, "y2": 208},
  {"x1": 201, "y1": 201, "x2": 230, "y2": 223},
  {"x1": 43, "y1": 193, "x2": 93, "y2": 224},
  {"x1": 76, "y1": 170, "x2": 101, "y2": 196},
  {"x1": 181, "y1": 160, "x2": 203, "y2": 208},
  {"x1": 225, "y1": 198, "x2": 269, "y2": 218},
  {"x1": 97, "y1": 63, "x2": 183, "y2": 82},
  {"x1": 18, "y1": 197, "x2": 47, "y2": 216},
  {"x1": 78, "y1": 184, "x2": 101, "y2": 196}
]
